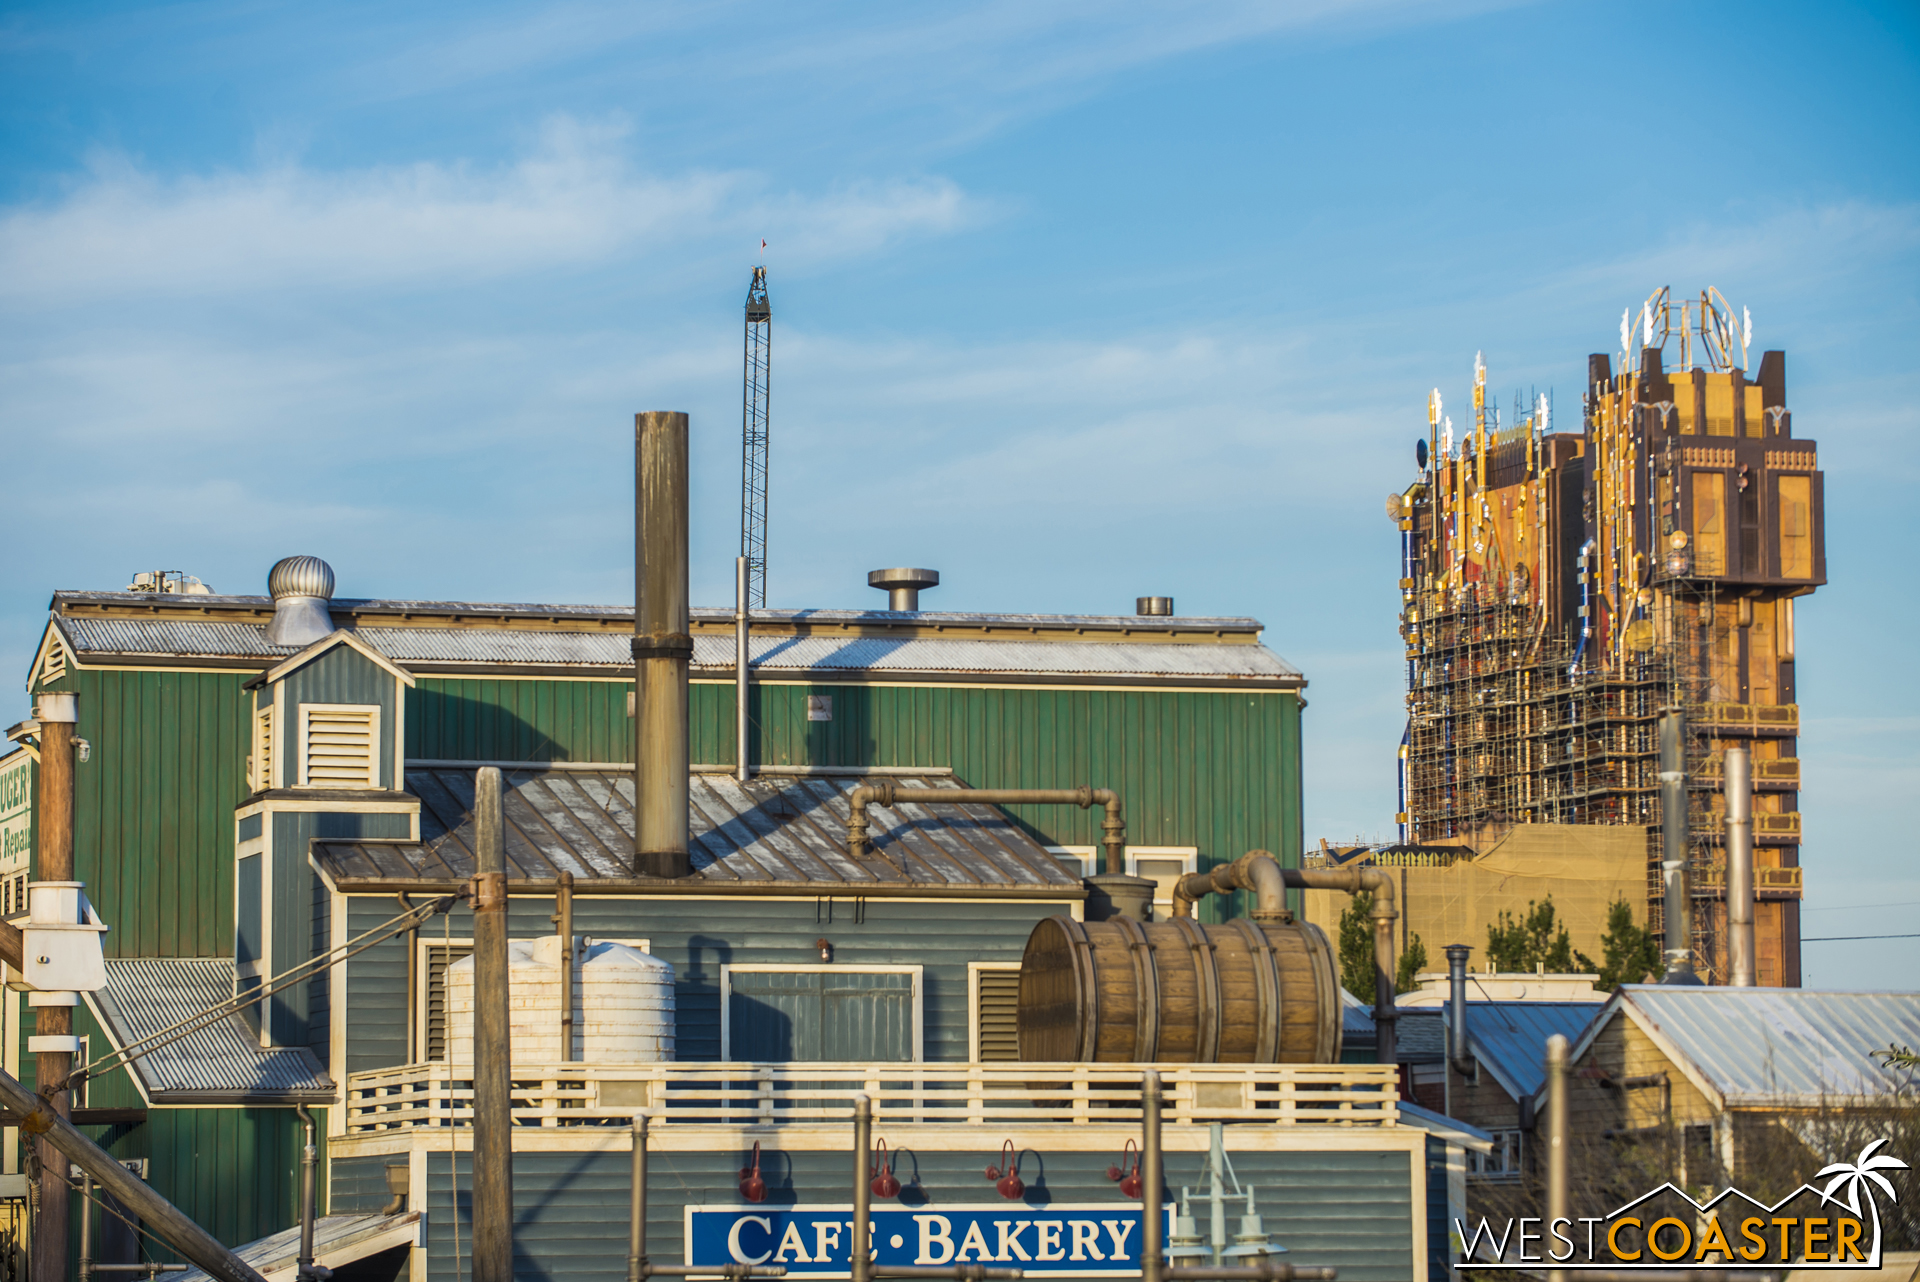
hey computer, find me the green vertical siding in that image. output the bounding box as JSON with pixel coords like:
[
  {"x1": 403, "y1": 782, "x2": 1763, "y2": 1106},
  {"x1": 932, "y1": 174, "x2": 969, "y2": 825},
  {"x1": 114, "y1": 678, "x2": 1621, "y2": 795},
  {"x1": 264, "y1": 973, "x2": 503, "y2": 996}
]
[
  {"x1": 56, "y1": 669, "x2": 251, "y2": 958},
  {"x1": 404, "y1": 679, "x2": 1304, "y2": 904}
]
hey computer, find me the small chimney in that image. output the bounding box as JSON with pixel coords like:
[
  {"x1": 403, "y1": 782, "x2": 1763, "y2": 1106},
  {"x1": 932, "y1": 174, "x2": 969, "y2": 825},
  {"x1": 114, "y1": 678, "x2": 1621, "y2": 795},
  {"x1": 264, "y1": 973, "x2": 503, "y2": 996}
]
[
  {"x1": 868, "y1": 568, "x2": 939, "y2": 612},
  {"x1": 1445, "y1": 944, "x2": 1472, "y2": 1070},
  {"x1": 1136, "y1": 597, "x2": 1174, "y2": 617},
  {"x1": 264, "y1": 557, "x2": 336, "y2": 647}
]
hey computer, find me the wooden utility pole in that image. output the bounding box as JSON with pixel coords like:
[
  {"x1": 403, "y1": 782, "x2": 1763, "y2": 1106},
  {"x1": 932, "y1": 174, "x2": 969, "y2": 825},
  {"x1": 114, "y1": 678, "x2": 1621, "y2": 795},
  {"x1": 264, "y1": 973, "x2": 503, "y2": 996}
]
[
  {"x1": 470, "y1": 767, "x2": 514, "y2": 1282},
  {"x1": 31, "y1": 692, "x2": 78, "y2": 1282}
]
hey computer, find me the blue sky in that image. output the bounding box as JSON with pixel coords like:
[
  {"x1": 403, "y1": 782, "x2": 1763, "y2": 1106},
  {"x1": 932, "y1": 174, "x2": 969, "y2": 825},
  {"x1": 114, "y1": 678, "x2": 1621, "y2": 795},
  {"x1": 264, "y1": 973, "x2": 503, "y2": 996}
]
[{"x1": 3, "y1": 1, "x2": 1916, "y2": 987}]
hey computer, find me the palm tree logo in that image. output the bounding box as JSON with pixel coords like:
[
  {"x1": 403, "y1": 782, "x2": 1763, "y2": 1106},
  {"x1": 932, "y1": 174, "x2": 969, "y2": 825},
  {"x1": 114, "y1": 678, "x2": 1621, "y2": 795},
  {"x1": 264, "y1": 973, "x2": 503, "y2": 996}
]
[{"x1": 1816, "y1": 1139, "x2": 1910, "y2": 1259}]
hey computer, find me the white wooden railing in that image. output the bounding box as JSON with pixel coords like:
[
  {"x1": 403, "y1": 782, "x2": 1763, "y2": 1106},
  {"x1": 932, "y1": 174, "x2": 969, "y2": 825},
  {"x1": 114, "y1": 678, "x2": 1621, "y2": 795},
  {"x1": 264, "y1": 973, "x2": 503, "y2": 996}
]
[{"x1": 342, "y1": 1062, "x2": 1398, "y2": 1135}]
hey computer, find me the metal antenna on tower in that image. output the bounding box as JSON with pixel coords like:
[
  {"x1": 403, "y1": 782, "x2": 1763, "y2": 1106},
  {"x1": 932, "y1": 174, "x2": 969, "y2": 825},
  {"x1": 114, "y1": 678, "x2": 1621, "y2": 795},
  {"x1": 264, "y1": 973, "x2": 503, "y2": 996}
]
[{"x1": 741, "y1": 267, "x2": 772, "y2": 610}]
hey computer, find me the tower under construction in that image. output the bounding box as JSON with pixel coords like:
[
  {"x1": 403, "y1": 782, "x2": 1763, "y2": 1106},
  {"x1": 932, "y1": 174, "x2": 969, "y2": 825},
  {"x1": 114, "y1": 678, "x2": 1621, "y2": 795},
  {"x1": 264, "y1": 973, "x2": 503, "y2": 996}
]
[{"x1": 1393, "y1": 288, "x2": 1824, "y2": 985}]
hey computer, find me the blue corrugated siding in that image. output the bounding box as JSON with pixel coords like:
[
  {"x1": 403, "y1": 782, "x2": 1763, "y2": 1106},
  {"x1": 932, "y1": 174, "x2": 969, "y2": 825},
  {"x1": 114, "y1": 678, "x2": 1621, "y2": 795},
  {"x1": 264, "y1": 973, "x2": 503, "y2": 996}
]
[
  {"x1": 1426, "y1": 1134, "x2": 1449, "y2": 1282},
  {"x1": 237, "y1": 854, "x2": 262, "y2": 969},
  {"x1": 405, "y1": 1144, "x2": 1412, "y2": 1282},
  {"x1": 270, "y1": 810, "x2": 411, "y2": 1046},
  {"x1": 343, "y1": 894, "x2": 1066, "y2": 1069}
]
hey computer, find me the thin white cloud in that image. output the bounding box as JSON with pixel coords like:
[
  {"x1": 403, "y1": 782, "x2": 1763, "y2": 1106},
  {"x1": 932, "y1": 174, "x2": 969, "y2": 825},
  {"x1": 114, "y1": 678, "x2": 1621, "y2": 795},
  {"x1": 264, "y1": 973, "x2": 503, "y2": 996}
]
[{"x1": 0, "y1": 116, "x2": 983, "y2": 303}]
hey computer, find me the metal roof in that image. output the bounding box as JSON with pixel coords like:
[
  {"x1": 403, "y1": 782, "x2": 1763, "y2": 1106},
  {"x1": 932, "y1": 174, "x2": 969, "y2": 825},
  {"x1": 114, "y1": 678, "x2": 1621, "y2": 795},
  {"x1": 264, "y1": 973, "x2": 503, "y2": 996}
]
[
  {"x1": 52, "y1": 607, "x2": 1301, "y2": 685},
  {"x1": 1446, "y1": 1001, "x2": 1605, "y2": 1100},
  {"x1": 1591, "y1": 986, "x2": 1920, "y2": 1110},
  {"x1": 86, "y1": 958, "x2": 334, "y2": 1102},
  {"x1": 175, "y1": 1212, "x2": 422, "y2": 1282},
  {"x1": 313, "y1": 767, "x2": 1085, "y2": 896}
]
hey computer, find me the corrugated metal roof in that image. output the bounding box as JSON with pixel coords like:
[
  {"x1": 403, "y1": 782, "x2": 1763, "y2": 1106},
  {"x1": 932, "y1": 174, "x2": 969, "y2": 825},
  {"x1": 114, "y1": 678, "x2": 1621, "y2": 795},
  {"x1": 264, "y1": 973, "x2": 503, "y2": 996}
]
[
  {"x1": 1612, "y1": 986, "x2": 1920, "y2": 1108},
  {"x1": 175, "y1": 1212, "x2": 422, "y2": 1282},
  {"x1": 87, "y1": 958, "x2": 334, "y2": 1102},
  {"x1": 314, "y1": 768, "x2": 1084, "y2": 894},
  {"x1": 1447, "y1": 1001, "x2": 1605, "y2": 1100},
  {"x1": 55, "y1": 615, "x2": 1300, "y2": 682}
]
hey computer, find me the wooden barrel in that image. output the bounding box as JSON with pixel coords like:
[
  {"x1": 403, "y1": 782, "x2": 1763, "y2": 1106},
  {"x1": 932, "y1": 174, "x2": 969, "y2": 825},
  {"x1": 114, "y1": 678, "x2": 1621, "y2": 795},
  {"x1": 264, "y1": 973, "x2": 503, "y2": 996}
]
[{"x1": 1017, "y1": 914, "x2": 1342, "y2": 1063}]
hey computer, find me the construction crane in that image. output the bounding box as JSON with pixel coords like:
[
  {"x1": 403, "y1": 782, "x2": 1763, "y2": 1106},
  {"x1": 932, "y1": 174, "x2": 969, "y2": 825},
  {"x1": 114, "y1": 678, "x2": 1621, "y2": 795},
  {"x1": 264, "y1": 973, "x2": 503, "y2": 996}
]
[{"x1": 740, "y1": 267, "x2": 772, "y2": 609}]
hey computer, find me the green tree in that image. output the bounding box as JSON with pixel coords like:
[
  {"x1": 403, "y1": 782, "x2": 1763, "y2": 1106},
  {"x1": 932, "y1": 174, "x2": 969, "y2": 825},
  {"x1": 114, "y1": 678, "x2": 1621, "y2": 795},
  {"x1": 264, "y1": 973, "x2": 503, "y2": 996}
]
[
  {"x1": 1338, "y1": 889, "x2": 1378, "y2": 1001},
  {"x1": 1594, "y1": 896, "x2": 1665, "y2": 989},
  {"x1": 1484, "y1": 896, "x2": 1596, "y2": 974},
  {"x1": 1396, "y1": 932, "x2": 1429, "y2": 994}
]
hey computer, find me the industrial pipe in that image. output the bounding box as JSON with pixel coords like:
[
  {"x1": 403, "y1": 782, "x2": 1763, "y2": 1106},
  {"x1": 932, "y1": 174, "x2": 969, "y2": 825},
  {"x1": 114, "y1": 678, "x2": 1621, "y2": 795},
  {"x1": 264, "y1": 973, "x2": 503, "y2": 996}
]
[
  {"x1": 847, "y1": 785, "x2": 1125, "y2": 875},
  {"x1": 33, "y1": 690, "x2": 78, "y2": 1282},
  {"x1": 1174, "y1": 853, "x2": 1400, "y2": 1065},
  {"x1": 0, "y1": 1067, "x2": 266, "y2": 1282},
  {"x1": 634, "y1": 410, "x2": 692, "y2": 879},
  {"x1": 1724, "y1": 747, "x2": 1756, "y2": 987},
  {"x1": 1657, "y1": 710, "x2": 1699, "y2": 983},
  {"x1": 1546, "y1": 1034, "x2": 1568, "y2": 1282},
  {"x1": 471, "y1": 767, "x2": 515, "y2": 1282},
  {"x1": 1445, "y1": 944, "x2": 1472, "y2": 1072},
  {"x1": 736, "y1": 556, "x2": 751, "y2": 784},
  {"x1": 295, "y1": 1104, "x2": 329, "y2": 1282},
  {"x1": 626, "y1": 1113, "x2": 786, "y2": 1280}
]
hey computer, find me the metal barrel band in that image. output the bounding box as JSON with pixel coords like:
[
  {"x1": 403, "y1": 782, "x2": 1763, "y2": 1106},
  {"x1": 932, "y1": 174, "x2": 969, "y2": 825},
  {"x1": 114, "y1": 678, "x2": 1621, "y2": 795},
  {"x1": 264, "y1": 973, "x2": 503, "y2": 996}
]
[{"x1": 631, "y1": 635, "x2": 696, "y2": 660}]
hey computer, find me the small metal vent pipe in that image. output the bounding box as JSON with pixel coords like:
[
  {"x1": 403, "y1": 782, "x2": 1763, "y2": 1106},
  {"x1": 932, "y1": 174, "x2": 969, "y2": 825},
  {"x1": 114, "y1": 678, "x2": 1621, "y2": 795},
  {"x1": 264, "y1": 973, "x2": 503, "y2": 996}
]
[
  {"x1": 1725, "y1": 746, "x2": 1756, "y2": 987},
  {"x1": 633, "y1": 411, "x2": 692, "y2": 879},
  {"x1": 735, "y1": 556, "x2": 751, "y2": 783},
  {"x1": 1545, "y1": 1034, "x2": 1569, "y2": 1282},
  {"x1": 1170, "y1": 852, "x2": 1400, "y2": 1066},
  {"x1": 1657, "y1": 708, "x2": 1699, "y2": 983},
  {"x1": 1445, "y1": 944, "x2": 1472, "y2": 1070},
  {"x1": 1137, "y1": 597, "x2": 1174, "y2": 616},
  {"x1": 867, "y1": 568, "x2": 938, "y2": 611}
]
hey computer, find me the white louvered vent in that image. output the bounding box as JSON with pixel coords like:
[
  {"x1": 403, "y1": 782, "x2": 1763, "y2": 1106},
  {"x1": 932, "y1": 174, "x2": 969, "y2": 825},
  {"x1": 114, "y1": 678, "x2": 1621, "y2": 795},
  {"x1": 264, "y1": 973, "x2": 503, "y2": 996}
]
[
  {"x1": 976, "y1": 967, "x2": 1021, "y2": 1062},
  {"x1": 252, "y1": 708, "x2": 273, "y2": 791},
  {"x1": 38, "y1": 643, "x2": 66, "y2": 687},
  {"x1": 298, "y1": 704, "x2": 380, "y2": 788}
]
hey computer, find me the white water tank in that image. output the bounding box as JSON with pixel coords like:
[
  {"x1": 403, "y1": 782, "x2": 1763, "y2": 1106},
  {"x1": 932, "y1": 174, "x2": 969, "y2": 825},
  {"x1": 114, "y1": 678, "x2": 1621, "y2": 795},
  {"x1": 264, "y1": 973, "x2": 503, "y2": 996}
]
[{"x1": 447, "y1": 936, "x2": 675, "y2": 1064}]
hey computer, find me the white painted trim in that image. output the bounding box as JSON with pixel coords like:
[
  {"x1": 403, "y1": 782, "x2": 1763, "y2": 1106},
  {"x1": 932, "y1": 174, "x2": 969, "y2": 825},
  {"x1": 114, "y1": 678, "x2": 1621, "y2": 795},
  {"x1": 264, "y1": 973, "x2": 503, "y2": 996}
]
[
  {"x1": 719, "y1": 964, "x2": 923, "y2": 1064},
  {"x1": 297, "y1": 703, "x2": 383, "y2": 790},
  {"x1": 329, "y1": 885, "x2": 349, "y2": 1138},
  {"x1": 272, "y1": 683, "x2": 287, "y2": 791},
  {"x1": 260, "y1": 805, "x2": 275, "y2": 1047},
  {"x1": 1126, "y1": 847, "x2": 1200, "y2": 918},
  {"x1": 1409, "y1": 1142, "x2": 1429, "y2": 1282},
  {"x1": 236, "y1": 799, "x2": 418, "y2": 817},
  {"x1": 1045, "y1": 846, "x2": 1097, "y2": 877},
  {"x1": 967, "y1": 961, "x2": 1021, "y2": 1064}
]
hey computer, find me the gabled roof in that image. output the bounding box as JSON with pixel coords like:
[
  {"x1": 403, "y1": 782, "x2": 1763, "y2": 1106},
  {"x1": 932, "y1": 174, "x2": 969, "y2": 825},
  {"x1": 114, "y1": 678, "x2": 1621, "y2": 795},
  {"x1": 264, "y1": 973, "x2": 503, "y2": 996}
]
[
  {"x1": 45, "y1": 593, "x2": 1304, "y2": 689},
  {"x1": 247, "y1": 628, "x2": 416, "y2": 688},
  {"x1": 1446, "y1": 1001, "x2": 1606, "y2": 1100},
  {"x1": 1540, "y1": 986, "x2": 1920, "y2": 1111},
  {"x1": 86, "y1": 958, "x2": 334, "y2": 1103},
  {"x1": 311, "y1": 766, "x2": 1085, "y2": 898}
]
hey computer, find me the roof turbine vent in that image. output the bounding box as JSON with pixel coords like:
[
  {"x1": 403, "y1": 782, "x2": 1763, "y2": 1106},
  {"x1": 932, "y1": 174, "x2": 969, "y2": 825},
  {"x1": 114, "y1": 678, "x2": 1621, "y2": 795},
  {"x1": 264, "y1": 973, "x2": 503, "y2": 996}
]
[
  {"x1": 868, "y1": 568, "x2": 939, "y2": 612},
  {"x1": 1136, "y1": 597, "x2": 1174, "y2": 617},
  {"x1": 265, "y1": 556, "x2": 337, "y2": 648}
]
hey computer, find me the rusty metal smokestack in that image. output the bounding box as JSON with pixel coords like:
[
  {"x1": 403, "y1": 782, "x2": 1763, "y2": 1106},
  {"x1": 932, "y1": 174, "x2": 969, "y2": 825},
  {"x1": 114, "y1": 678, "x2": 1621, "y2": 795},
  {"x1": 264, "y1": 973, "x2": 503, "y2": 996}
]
[
  {"x1": 633, "y1": 411, "x2": 692, "y2": 879},
  {"x1": 1658, "y1": 708, "x2": 1700, "y2": 984},
  {"x1": 1725, "y1": 746, "x2": 1756, "y2": 986}
]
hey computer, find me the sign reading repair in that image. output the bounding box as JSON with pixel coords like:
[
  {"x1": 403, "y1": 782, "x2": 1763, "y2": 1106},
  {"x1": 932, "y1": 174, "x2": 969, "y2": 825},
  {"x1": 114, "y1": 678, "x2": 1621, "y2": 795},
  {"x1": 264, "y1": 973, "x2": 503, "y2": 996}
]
[{"x1": 685, "y1": 1204, "x2": 1171, "y2": 1278}]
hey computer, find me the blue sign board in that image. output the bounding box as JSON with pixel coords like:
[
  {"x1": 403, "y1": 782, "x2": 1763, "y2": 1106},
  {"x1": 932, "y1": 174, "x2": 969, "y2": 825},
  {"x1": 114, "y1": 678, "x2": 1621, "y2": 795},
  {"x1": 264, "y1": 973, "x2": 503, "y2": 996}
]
[{"x1": 685, "y1": 1204, "x2": 1173, "y2": 1278}]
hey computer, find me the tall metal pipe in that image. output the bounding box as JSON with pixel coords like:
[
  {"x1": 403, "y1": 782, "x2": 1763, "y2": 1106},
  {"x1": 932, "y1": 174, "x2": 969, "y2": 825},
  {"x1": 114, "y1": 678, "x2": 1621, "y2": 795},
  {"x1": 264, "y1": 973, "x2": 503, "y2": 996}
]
[
  {"x1": 471, "y1": 766, "x2": 515, "y2": 1282},
  {"x1": 736, "y1": 556, "x2": 751, "y2": 784},
  {"x1": 1545, "y1": 1034, "x2": 1569, "y2": 1282},
  {"x1": 1657, "y1": 709, "x2": 1698, "y2": 983},
  {"x1": 1724, "y1": 747, "x2": 1756, "y2": 987},
  {"x1": 634, "y1": 411, "x2": 692, "y2": 878},
  {"x1": 32, "y1": 691, "x2": 78, "y2": 1282},
  {"x1": 628, "y1": 1114, "x2": 648, "y2": 1282},
  {"x1": 554, "y1": 871, "x2": 575, "y2": 1060},
  {"x1": 1445, "y1": 944, "x2": 1472, "y2": 1071},
  {"x1": 1142, "y1": 1071, "x2": 1163, "y2": 1282},
  {"x1": 0, "y1": 1067, "x2": 266, "y2": 1282},
  {"x1": 852, "y1": 1094, "x2": 873, "y2": 1282},
  {"x1": 295, "y1": 1104, "x2": 320, "y2": 1282}
]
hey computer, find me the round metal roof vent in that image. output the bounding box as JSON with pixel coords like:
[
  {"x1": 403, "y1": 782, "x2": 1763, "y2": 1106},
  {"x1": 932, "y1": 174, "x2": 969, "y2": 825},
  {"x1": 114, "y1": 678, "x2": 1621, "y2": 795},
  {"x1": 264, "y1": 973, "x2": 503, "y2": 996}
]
[
  {"x1": 265, "y1": 556, "x2": 337, "y2": 648},
  {"x1": 868, "y1": 568, "x2": 939, "y2": 612},
  {"x1": 1136, "y1": 596, "x2": 1174, "y2": 617}
]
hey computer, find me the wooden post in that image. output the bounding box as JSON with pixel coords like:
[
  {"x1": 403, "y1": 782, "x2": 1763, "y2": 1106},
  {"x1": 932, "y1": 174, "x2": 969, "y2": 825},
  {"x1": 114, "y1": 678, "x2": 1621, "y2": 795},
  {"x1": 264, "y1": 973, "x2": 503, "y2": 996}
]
[
  {"x1": 552, "y1": 872, "x2": 574, "y2": 1061},
  {"x1": 32, "y1": 692, "x2": 77, "y2": 1282},
  {"x1": 471, "y1": 767, "x2": 514, "y2": 1282}
]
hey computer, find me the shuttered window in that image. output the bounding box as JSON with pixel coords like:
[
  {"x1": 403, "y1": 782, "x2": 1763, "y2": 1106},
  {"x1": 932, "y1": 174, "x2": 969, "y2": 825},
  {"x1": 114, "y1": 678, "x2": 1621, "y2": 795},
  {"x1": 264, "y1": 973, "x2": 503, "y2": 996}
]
[
  {"x1": 424, "y1": 942, "x2": 473, "y2": 1062},
  {"x1": 252, "y1": 708, "x2": 273, "y2": 791},
  {"x1": 298, "y1": 704, "x2": 380, "y2": 788},
  {"x1": 973, "y1": 965, "x2": 1021, "y2": 1062}
]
